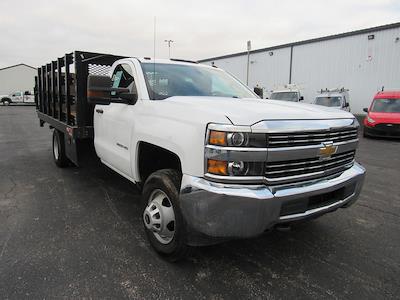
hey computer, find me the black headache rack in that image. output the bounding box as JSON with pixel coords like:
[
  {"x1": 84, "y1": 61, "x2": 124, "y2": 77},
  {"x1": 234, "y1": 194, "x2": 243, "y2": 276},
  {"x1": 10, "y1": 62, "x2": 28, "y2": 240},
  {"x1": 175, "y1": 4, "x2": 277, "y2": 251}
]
[{"x1": 35, "y1": 51, "x2": 127, "y2": 165}]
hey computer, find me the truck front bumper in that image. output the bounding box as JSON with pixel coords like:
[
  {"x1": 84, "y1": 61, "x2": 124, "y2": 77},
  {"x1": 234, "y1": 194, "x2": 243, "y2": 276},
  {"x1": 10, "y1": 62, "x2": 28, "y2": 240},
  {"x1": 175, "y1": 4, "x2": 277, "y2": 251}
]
[{"x1": 179, "y1": 162, "x2": 365, "y2": 246}]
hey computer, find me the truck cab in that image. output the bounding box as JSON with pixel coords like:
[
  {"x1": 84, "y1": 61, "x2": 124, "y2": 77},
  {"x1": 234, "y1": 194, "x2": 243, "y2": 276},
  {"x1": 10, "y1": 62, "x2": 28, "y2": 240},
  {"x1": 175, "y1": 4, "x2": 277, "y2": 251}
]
[
  {"x1": 269, "y1": 85, "x2": 304, "y2": 102},
  {"x1": 35, "y1": 52, "x2": 365, "y2": 261},
  {"x1": 314, "y1": 88, "x2": 350, "y2": 111}
]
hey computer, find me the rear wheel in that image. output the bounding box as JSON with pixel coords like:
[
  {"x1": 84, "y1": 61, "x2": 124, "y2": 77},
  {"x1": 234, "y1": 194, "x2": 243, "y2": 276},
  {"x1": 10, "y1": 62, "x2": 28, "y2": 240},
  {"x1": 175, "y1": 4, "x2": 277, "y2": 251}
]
[
  {"x1": 52, "y1": 130, "x2": 69, "y2": 168},
  {"x1": 2, "y1": 98, "x2": 11, "y2": 106},
  {"x1": 142, "y1": 169, "x2": 189, "y2": 261}
]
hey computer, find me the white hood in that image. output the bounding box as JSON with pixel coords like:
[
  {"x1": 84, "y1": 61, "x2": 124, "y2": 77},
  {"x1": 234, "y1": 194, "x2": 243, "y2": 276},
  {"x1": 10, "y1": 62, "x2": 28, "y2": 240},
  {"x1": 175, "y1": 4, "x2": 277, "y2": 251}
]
[{"x1": 166, "y1": 97, "x2": 354, "y2": 125}]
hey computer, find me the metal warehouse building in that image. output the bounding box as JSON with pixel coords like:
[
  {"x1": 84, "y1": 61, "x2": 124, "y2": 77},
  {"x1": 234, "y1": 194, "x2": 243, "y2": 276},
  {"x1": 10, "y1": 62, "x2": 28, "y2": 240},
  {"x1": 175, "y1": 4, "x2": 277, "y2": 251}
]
[
  {"x1": 0, "y1": 63, "x2": 36, "y2": 95},
  {"x1": 199, "y1": 22, "x2": 400, "y2": 115}
]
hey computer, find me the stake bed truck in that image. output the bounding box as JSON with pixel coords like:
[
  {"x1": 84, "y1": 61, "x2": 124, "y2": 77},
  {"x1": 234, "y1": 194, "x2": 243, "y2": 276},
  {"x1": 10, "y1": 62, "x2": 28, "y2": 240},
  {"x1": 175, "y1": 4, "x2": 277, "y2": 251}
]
[{"x1": 35, "y1": 51, "x2": 365, "y2": 261}]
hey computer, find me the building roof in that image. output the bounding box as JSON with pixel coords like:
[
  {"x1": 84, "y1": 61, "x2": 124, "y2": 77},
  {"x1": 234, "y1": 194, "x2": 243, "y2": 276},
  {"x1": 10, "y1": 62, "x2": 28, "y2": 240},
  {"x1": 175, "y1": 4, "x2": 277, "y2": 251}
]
[
  {"x1": 199, "y1": 22, "x2": 400, "y2": 62},
  {"x1": 0, "y1": 63, "x2": 36, "y2": 71}
]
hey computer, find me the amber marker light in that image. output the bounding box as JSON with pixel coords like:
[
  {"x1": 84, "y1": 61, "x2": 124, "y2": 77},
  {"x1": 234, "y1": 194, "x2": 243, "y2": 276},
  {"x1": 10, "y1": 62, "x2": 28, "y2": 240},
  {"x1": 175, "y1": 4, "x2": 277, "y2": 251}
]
[
  {"x1": 207, "y1": 159, "x2": 228, "y2": 175},
  {"x1": 209, "y1": 130, "x2": 227, "y2": 146}
]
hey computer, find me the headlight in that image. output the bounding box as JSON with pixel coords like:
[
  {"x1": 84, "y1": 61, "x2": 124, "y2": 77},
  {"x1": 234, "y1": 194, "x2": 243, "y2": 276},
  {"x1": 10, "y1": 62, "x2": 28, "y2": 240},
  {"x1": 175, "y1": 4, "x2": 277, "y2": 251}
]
[
  {"x1": 207, "y1": 159, "x2": 264, "y2": 176},
  {"x1": 208, "y1": 130, "x2": 266, "y2": 147},
  {"x1": 206, "y1": 126, "x2": 266, "y2": 180},
  {"x1": 367, "y1": 116, "x2": 375, "y2": 124}
]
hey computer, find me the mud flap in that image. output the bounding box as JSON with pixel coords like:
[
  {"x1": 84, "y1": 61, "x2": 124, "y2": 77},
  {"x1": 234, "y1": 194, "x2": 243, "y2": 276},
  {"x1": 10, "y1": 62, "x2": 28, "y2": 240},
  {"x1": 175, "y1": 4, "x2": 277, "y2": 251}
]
[{"x1": 64, "y1": 135, "x2": 79, "y2": 166}]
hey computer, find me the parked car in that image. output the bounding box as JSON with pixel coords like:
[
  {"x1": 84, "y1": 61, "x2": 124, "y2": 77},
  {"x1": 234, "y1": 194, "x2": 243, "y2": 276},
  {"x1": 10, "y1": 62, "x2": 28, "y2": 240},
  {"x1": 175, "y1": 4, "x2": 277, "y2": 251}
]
[
  {"x1": 313, "y1": 88, "x2": 350, "y2": 111},
  {"x1": 269, "y1": 85, "x2": 304, "y2": 102},
  {"x1": 1, "y1": 91, "x2": 35, "y2": 105},
  {"x1": 35, "y1": 51, "x2": 365, "y2": 261},
  {"x1": 363, "y1": 91, "x2": 400, "y2": 138}
]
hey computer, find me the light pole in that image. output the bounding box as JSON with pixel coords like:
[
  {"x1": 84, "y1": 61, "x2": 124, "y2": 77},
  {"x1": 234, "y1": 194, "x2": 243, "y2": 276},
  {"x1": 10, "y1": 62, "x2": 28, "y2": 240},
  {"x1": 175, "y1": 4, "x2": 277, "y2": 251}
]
[
  {"x1": 164, "y1": 39, "x2": 174, "y2": 58},
  {"x1": 246, "y1": 40, "x2": 251, "y2": 86}
]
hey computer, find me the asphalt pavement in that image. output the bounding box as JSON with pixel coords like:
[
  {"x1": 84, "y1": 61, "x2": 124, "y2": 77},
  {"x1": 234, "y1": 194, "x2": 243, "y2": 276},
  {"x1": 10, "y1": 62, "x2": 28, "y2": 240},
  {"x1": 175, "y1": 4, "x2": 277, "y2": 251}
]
[{"x1": 0, "y1": 106, "x2": 399, "y2": 299}]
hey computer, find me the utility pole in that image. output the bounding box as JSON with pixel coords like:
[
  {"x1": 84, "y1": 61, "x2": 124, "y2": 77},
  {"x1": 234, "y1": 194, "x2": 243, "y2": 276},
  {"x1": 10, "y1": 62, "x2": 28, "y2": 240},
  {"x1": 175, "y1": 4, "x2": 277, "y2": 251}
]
[
  {"x1": 246, "y1": 40, "x2": 251, "y2": 86},
  {"x1": 164, "y1": 39, "x2": 174, "y2": 59}
]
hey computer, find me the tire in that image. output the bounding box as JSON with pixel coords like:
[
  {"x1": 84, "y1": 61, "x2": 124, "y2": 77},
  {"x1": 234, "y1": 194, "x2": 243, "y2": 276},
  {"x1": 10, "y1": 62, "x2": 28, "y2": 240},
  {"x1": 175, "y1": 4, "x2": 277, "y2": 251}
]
[
  {"x1": 142, "y1": 169, "x2": 189, "y2": 262},
  {"x1": 52, "y1": 129, "x2": 69, "y2": 168},
  {"x1": 363, "y1": 129, "x2": 369, "y2": 138},
  {"x1": 2, "y1": 98, "x2": 11, "y2": 106}
]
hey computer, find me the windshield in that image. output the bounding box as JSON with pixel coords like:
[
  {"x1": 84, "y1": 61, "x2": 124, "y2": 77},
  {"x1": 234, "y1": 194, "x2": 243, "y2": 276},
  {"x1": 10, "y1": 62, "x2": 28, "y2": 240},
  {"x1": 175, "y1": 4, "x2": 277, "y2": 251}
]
[
  {"x1": 371, "y1": 98, "x2": 400, "y2": 113},
  {"x1": 141, "y1": 63, "x2": 256, "y2": 100},
  {"x1": 315, "y1": 96, "x2": 342, "y2": 107},
  {"x1": 270, "y1": 92, "x2": 298, "y2": 102}
]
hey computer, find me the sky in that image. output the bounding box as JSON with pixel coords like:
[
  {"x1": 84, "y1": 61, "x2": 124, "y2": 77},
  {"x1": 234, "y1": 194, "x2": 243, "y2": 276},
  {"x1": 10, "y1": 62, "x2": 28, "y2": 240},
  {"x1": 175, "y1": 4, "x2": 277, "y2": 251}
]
[{"x1": 0, "y1": 0, "x2": 399, "y2": 68}]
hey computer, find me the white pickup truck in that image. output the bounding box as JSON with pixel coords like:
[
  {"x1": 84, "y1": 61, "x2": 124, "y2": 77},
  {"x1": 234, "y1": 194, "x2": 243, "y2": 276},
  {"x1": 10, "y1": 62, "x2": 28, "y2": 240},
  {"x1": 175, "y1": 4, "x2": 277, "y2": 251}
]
[
  {"x1": 36, "y1": 51, "x2": 365, "y2": 261},
  {"x1": 1, "y1": 91, "x2": 34, "y2": 105}
]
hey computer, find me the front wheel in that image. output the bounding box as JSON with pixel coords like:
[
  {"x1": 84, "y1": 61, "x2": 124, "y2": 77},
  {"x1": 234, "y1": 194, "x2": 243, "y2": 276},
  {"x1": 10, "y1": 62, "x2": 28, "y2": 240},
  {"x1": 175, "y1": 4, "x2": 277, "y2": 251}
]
[{"x1": 142, "y1": 169, "x2": 189, "y2": 261}]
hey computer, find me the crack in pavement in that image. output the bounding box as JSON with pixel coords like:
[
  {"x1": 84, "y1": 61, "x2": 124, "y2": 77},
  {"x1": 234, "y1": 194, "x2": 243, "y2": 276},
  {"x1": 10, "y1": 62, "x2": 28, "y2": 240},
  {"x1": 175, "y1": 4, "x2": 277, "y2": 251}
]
[{"x1": 3, "y1": 177, "x2": 16, "y2": 200}]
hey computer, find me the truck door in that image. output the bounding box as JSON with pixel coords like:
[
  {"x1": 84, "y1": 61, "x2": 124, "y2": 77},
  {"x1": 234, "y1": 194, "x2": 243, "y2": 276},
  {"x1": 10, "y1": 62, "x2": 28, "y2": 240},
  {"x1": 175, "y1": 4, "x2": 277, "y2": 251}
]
[
  {"x1": 94, "y1": 62, "x2": 138, "y2": 178},
  {"x1": 12, "y1": 92, "x2": 22, "y2": 103}
]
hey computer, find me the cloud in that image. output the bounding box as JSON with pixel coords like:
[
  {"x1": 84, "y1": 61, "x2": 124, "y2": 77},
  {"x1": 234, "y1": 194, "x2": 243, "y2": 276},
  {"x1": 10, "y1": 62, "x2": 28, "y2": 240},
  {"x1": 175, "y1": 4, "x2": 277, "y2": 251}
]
[{"x1": 0, "y1": 0, "x2": 398, "y2": 67}]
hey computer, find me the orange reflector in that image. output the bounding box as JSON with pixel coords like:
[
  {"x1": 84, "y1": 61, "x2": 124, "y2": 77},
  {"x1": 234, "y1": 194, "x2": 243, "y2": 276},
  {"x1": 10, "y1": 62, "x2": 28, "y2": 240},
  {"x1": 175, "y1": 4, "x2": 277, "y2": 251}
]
[
  {"x1": 207, "y1": 159, "x2": 228, "y2": 175},
  {"x1": 209, "y1": 130, "x2": 227, "y2": 146}
]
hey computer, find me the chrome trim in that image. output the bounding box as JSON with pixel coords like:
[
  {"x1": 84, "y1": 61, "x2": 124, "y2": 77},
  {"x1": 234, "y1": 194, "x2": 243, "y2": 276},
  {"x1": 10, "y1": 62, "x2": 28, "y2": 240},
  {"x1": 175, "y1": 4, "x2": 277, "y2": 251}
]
[
  {"x1": 267, "y1": 139, "x2": 358, "y2": 162},
  {"x1": 205, "y1": 145, "x2": 267, "y2": 162},
  {"x1": 207, "y1": 123, "x2": 252, "y2": 132},
  {"x1": 264, "y1": 161, "x2": 354, "y2": 184},
  {"x1": 265, "y1": 159, "x2": 354, "y2": 175},
  {"x1": 251, "y1": 118, "x2": 358, "y2": 133},
  {"x1": 204, "y1": 173, "x2": 264, "y2": 184},
  {"x1": 278, "y1": 192, "x2": 355, "y2": 221}
]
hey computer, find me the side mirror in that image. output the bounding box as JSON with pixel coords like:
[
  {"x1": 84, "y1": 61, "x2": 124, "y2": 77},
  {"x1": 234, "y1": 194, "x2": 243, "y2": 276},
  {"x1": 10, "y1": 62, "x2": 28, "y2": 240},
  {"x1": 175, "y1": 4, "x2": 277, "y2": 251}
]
[
  {"x1": 299, "y1": 96, "x2": 304, "y2": 101},
  {"x1": 253, "y1": 87, "x2": 263, "y2": 98},
  {"x1": 87, "y1": 75, "x2": 138, "y2": 105},
  {"x1": 345, "y1": 102, "x2": 350, "y2": 107},
  {"x1": 363, "y1": 108, "x2": 368, "y2": 113},
  {"x1": 87, "y1": 75, "x2": 113, "y2": 105}
]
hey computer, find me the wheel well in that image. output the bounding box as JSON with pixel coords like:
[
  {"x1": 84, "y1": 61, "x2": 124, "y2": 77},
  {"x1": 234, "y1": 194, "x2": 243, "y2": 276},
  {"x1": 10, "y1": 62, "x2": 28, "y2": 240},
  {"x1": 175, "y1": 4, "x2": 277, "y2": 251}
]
[
  {"x1": 1, "y1": 97, "x2": 11, "y2": 102},
  {"x1": 138, "y1": 142, "x2": 182, "y2": 183}
]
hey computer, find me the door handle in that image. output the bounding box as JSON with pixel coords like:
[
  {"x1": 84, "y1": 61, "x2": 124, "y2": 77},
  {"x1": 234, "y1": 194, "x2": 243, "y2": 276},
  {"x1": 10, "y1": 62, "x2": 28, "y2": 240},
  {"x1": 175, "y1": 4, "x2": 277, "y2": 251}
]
[{"x1": 96, "y1": 108, "x2": 103, "y2": 114}]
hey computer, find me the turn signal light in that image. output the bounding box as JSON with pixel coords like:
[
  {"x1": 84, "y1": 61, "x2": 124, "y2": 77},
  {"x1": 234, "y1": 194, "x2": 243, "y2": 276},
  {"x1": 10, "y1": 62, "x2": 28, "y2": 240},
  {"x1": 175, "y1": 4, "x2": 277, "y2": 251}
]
[
  {"x1": 209, "y1": 131, "x2": 227, "y2": 146},
  {"x1": 207, "y1": 159, "x2": 228, "y2": 175}
]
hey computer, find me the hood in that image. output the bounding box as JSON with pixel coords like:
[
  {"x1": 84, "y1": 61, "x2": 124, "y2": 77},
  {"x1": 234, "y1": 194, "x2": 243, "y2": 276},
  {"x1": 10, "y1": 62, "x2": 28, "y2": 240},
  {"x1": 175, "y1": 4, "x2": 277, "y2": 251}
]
[
  {"x1": 368, "y1": 111, "x2": 400, "y2": 124},
  {"x1": 166, "y1": 97, "x2": 354, "y2": 125}
]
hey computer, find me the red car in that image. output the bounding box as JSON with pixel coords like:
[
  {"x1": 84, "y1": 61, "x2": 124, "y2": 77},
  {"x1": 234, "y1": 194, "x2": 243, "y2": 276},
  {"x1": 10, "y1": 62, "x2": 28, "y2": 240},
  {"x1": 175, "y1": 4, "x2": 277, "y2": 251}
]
[{"x1": 363, "y1": 91, "x2": 400, "y2": 138}]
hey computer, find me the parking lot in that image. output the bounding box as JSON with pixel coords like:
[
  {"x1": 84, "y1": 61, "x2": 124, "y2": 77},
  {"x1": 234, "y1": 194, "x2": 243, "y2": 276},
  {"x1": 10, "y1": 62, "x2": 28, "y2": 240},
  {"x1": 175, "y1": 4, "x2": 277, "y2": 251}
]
[{"x1": 0, "y1": 106, "x2": 399, "y2": 299}]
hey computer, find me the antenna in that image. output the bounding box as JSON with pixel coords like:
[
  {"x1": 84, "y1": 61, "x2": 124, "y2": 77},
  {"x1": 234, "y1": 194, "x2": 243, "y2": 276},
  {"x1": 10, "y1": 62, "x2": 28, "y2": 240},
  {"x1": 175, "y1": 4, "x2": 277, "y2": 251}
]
[{"x1": 152, "y1": 16, "x2": 156, "y2": 99}]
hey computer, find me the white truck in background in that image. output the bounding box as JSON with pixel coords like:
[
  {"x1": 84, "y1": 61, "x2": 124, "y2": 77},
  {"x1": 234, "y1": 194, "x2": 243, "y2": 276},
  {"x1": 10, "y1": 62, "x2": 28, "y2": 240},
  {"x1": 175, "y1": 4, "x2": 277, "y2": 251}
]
[
  {"x1": 268, "y1": 84, "x2": 304, "y2": 102},
  {"x1": 35, "y1": 51, "x2": 365, "y2": 261},
  {"x1": 1, "y1": 91, "x2": 35, "y2": 105},
  {"x1": 313, "y1": 88, "x2": 351, "y2": 111}
]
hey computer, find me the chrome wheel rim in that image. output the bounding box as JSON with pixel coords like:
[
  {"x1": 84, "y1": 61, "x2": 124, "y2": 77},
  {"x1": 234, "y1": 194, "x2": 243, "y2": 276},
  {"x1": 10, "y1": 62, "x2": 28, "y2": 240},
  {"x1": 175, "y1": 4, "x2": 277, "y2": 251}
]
[
  {"x1": 53, "y1": 134, "x2": 59, "y2": 160},
  {"x1": 143, "y1": 189, "x2": 175, "y2": 244}
]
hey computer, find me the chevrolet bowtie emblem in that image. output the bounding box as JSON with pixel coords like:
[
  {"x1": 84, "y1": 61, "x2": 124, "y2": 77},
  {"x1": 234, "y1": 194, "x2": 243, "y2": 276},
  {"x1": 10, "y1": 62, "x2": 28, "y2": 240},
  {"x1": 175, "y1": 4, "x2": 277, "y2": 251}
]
[{"x1": 318, "y1": 142, "x2": 337, "y2": 159}]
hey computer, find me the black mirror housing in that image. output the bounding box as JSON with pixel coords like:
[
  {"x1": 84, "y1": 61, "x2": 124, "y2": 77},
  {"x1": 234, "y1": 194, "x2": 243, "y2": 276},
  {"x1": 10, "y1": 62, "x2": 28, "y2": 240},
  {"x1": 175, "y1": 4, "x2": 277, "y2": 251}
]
[
  {"x1": 299, "y1": 96, "x2": 304, "y2": 101},
  {"x1": 87, "y1": 75, "x2": 113, "y2": 105},
  {"x1": 363, "y1": 108, "x2": 368, "y2": 113},
  {"x1": 253, "y1": 87, "x2": 263, "y2": 98}
]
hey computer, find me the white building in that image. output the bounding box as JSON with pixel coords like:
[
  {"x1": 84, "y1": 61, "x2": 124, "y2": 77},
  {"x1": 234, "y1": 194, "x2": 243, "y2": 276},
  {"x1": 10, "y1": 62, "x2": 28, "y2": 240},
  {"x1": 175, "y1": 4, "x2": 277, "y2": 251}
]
[
  {"x1": 0, "y1": 63, "x2": 36, "y2": 95},
  {"x1": 199, "y1": 22, "x2": 400, "y2": 115}
]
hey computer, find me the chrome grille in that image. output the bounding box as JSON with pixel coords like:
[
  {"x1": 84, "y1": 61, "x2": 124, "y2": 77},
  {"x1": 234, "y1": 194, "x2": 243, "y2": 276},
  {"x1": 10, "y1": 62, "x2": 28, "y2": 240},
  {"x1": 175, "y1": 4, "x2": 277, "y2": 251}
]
[
  {"x1": 267, "y1": 128, "x2": 358, "y2": 148},
  {"x1": 265, "y1": 151, "x2": 355, "y2": 185}
]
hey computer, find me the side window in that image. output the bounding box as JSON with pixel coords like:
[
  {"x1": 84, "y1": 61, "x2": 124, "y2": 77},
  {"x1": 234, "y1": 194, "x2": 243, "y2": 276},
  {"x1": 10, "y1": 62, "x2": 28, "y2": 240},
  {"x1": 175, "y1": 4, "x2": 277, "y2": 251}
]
[
  {"x1": 14, "y1": 92, "x2": 21, "y2": 96},
  {"x1": 111, "y1": 64, "x2": 137, "y2": 94}
]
